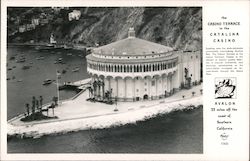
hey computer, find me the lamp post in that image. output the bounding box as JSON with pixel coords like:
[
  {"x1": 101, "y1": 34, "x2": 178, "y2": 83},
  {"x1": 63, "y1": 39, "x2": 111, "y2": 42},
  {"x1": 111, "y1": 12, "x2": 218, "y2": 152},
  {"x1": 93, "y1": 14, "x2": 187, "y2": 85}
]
[
  {"x1": 114, "y1": 96, "x2": 118, "y2": 112},
  {"x1": 56, "y1": 70, "x2": 60, "y2": 105}
]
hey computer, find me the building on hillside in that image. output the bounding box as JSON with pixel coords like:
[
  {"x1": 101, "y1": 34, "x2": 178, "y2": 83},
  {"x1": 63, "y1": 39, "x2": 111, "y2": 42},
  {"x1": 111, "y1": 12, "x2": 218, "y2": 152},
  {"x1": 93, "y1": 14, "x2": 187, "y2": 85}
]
[
  {"x1": 26, "y1": 24, "x2": 36, "y2": 31},
  {"x1": 86, "y1": 28, "x2": 202, "y2": 102},
  {"x1": 32, "y1": 18, "x2": 39, "y2": 26},
  {"x1": 68, "y1": 10, "x2": 81, "y2": 21},
  {"x1": 40, "y1": 18, "x2": 49, "y2": 25},
  {"x1": 19, "y1": 25, "x2": 26, "y2": 33}
]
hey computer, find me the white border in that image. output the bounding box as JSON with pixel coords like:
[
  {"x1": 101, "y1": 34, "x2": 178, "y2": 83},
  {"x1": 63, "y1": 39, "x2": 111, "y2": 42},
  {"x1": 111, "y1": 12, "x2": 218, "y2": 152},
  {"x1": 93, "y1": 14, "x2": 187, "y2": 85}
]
[{"x1": 1, "y1": 0, "x2": 249, "y2": 161}]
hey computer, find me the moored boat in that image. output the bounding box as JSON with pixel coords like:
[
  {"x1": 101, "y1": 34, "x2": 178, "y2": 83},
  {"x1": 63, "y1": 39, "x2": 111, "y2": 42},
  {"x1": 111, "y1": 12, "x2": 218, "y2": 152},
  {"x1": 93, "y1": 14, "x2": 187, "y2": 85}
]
[
  {"x1": 72, "y1": 67, "x2": 80, "y2": 72},
  {"x1": 43, "y1": 79, "x2": 54, "y2": 85}
]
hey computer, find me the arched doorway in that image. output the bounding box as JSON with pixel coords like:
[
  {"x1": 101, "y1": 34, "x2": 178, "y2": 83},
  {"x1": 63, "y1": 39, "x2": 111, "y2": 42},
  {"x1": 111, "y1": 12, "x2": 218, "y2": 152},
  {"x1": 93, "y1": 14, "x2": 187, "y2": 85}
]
[{"x1": 143, "y1": 94, "x2": 149, "y2": 100}]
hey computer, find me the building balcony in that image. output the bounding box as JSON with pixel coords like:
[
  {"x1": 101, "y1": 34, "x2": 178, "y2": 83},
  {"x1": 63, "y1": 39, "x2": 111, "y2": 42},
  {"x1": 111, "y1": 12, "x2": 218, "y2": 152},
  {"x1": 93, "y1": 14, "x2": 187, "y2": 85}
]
[{"x1": 87, "y1": 66, "x2": 177, "y2": 79}]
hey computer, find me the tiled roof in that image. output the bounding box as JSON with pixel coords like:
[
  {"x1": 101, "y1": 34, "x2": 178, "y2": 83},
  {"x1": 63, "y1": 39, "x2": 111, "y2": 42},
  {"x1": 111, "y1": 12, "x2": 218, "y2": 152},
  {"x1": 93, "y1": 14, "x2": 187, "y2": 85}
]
[{"x1": 93, "y1": 37, "x2": 173, "y2": 56}]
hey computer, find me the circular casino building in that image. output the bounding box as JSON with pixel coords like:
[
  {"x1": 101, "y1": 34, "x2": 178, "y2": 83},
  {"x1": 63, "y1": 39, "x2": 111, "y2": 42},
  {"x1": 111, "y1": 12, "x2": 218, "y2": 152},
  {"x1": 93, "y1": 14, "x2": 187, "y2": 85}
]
[{"x1": 86, "y1": 28, "x2": 201, "y2": 102}]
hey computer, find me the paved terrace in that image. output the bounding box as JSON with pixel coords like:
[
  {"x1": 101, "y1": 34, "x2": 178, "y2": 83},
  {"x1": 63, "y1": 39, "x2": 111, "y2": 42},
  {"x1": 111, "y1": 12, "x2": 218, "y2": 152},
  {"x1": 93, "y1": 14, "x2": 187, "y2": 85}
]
[{"x1": 9, "y1": 83, "x2": 203, "y2": 126}]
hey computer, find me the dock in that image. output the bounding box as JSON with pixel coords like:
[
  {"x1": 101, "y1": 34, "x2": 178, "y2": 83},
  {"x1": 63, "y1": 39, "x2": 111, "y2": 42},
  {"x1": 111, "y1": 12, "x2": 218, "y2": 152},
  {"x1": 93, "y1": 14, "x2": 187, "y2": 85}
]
[{"x1": 59, "y1": 78, "x2": 91, "y2": 91}]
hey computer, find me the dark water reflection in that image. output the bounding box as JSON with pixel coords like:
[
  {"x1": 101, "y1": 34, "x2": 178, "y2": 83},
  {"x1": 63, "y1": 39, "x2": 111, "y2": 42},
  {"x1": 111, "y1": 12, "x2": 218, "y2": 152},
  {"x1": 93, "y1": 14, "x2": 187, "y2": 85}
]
[{"x1": 7, "y1": 46, "x2": 203, "y2": 153}]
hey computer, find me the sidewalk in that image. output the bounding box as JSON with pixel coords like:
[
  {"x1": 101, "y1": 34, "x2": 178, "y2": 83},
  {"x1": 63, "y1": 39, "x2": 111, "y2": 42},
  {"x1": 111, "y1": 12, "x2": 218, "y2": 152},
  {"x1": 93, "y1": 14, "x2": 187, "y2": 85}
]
[
  {"x1": 9, "y1": 83, "x2": 203, "y2": 126},
  {"x1": 8, "y1": 84, "x2": 203, "y2": 138}
]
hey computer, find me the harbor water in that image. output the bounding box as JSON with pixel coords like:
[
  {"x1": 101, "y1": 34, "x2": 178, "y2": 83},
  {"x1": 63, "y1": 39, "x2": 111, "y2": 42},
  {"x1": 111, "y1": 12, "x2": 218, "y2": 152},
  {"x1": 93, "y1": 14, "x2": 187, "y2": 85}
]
[{"x1": 7, "y1": 45, "x2": 203, "y2": 153}]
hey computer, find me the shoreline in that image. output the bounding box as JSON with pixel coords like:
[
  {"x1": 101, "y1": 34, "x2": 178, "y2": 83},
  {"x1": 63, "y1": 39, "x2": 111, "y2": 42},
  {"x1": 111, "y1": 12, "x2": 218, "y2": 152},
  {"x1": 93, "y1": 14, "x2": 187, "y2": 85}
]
[
  {"x1": 7, "y1": 76, "x2": 203, "y2": 139},
  {"x1": 7, "y1": 94, "x2": 202, "y2": 139},
  {"x1": 7, "y1": 43, "x2": 87, "y2": 51}
]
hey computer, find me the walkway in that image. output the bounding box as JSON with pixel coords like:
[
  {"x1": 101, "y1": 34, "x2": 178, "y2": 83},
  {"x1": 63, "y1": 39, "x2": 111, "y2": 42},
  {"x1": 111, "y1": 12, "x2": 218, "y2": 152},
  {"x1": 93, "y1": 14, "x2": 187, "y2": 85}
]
[{"x1": 9, "y1": 83, "x2": 203, "y2": 126}]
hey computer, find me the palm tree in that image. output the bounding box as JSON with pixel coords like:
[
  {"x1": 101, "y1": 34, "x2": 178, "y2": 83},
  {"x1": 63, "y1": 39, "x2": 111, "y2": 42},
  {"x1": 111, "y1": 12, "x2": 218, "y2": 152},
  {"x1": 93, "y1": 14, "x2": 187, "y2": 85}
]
[
  {"x1": 51, "y1": 103, "x2": 55, "y2": 116},
  {"x1": 39, "y1": 96, "x2": 43, "y2": 110},
  {"x1": 26, "y1": 103, "x2": 30, "y2": 116},
  {"x1": 52, "y1": 96, "x2": 58, "y2": 106},
  {"x1": 36, "y1": 99, "x2": 39, "y2": 111},
  {"x1": 93, "y1": 81, "x2": 97, "y2": 99},
  {"x1": 87, "y1": 86, "x2": 93, "y2": 98},
  {"x1": 32, "y1": 96, "x2": 36, "y2": 115}
]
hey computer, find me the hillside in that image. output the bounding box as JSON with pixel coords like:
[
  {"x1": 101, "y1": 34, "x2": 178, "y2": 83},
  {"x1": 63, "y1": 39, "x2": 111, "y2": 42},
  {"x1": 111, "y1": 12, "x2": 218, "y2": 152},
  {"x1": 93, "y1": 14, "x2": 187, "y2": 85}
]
[{"x1": 8, "y1": 7, "x2": 202, "y2": 51}]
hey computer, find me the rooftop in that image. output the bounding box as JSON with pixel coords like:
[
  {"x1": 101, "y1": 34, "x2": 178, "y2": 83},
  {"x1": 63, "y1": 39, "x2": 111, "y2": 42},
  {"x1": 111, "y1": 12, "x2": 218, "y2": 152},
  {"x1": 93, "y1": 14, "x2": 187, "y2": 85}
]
[{"x1": 93, "y1": 28, "x2": 173, "y2": 56}]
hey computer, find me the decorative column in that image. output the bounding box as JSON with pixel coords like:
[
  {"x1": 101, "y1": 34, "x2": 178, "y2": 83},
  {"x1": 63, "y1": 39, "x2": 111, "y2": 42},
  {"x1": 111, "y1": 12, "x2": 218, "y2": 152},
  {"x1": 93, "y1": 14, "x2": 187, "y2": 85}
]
[
  {"x1": 124, "y1": 78, "x2": 127, "y2": 101},
  {"x1": 155, "y1": 76, "x2": 158, "y2": 99},
  {"x1": 133, "y1": 77, "x2": 135, "y2": 101},
  {"x1": 162, "y1": 76, "x2": 164, "y2": 97},
  {"x1": 109, "y1": 77, "x2": 111, "y2": 91},
  {"x1": 116, "y1": 78, "x2": 118, "y2": 99},
  {"x1": 97, "y1": 78, "x2": 101, "y2": 97},
  {"x1": 102, "y1": 78, "x2": 105, "y2": 100},
  {"x1": 170, "y1": 74, "x2": 172, "y2": 94}
]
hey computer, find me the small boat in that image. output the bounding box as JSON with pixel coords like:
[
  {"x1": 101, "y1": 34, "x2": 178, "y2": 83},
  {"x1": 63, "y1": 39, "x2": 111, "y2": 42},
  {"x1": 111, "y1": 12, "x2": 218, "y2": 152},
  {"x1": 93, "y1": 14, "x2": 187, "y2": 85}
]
[
  {"x1": 72, "y1": 67, "x2": 80, "y2": 72},
  {"x1": 9, "y1": 56, "x2": 15, "y2": 60},
  {"x1": 36, "y1": 56, "x2": 45, "y2": 60},
  {"x1": 62, "y1": 69, "x2": 67, "y2": 74},
  {"x1": 22, "y1": 65, "x2": 31, "y2": 70},
  {"x1": 67, "y1": 53, "x2": 72, "y2": 56},
  {"x1": 7, "y1": 68, "x2": 12, "y2": 71},
  {"x1": 16, "y1": 57, "x2": 26, "y2": 63},
  {"x1": 17, "y1": 79, "x2": 23, "y2": 82},
  {"x1": 43, "y1": 79, "x2": 53, "y2": 85}
]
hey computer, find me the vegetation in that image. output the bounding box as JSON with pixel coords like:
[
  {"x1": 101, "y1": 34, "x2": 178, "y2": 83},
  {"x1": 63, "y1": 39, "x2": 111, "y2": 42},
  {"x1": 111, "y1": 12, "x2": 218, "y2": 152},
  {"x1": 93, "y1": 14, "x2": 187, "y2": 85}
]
[
  {"x1": 22, "y1": 95, "x2": 57, "y2": 122},
  {"x1": 8, "y1": 7, "x2": 202, "y2": 51},
  {"x1": 21, "y1": 112, "x2": 57, "y2": 122}
]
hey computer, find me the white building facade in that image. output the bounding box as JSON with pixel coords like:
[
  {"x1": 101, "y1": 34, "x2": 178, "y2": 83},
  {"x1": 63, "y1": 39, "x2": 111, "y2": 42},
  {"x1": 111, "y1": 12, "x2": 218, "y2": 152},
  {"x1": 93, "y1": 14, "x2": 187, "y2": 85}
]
[
  {"x1": 86, "y1": 28, "x2": 201, "y2": 102},
  {"x1": 68, "y1": 10, "x2": 81, "y2": 21}
]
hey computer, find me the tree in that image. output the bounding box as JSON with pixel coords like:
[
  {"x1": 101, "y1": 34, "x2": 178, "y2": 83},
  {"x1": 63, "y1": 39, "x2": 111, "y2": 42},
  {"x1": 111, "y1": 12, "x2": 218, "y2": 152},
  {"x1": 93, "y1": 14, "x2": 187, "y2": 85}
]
[
  {"x1": 87, "y1": 86, "x2": 93, "y2": 98},
  {"x1": 51, "y1": 103, "x2": 55, "y2": 116},
  {"x1": 31, "y1": 96, "x2": 36, "y2": 114},
  {"x1": 192, "y1": 91, "x2": 195, "y2": 96},
  {"x1": 39, "y1": 96, "x2": 43, "y2": 110},
  {"x1": 36, "y1": 99, "x2": 39, "y2": 111},
  {"x1": 93, "y1": 80, "x2": 97, "y2": 98},
  {"x1": 26, "y1": 103, "x2": 30, "y2": 116},
  {"x1": 182, "y1": 95, "x2": 185, "y2": 99},
  {"x1": 200, "y1": 89, "x2": 203, "y2": 95},
  {"x1": 52, "y1": 96, "x2": 58, "y2": 106}
]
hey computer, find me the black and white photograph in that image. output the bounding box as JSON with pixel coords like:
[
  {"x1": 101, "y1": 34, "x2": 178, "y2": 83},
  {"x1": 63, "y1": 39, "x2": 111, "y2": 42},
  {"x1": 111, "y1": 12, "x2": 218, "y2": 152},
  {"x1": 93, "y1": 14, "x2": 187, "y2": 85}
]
[{"x1": 6, "y1": 7, "x2": 203, "y2": 153}]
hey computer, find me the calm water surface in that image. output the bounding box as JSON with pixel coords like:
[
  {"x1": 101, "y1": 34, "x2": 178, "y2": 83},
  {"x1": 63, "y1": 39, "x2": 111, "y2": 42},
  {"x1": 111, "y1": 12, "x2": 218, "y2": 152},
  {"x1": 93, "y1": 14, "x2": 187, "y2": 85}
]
[{"x1": 7, "y1": 46, "x2": 203, "y2": 153}]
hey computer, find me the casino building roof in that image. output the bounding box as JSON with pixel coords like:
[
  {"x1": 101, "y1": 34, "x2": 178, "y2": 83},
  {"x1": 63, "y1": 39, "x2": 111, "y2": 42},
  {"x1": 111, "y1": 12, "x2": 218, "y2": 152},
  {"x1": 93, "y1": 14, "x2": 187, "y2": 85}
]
[
  {"x1": 86, "y1": 28, "x2": 201, "y2": 102},
  {"x1": 93, "y1": 28, "x2": 173, "y2": 56}
]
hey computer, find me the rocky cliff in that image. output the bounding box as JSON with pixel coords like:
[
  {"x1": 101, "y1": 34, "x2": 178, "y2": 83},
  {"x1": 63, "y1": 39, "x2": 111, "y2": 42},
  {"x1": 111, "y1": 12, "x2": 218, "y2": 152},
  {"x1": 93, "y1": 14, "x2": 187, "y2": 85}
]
[{"x1": 8, "y1": 7, "x2": 202, "y2": 51}]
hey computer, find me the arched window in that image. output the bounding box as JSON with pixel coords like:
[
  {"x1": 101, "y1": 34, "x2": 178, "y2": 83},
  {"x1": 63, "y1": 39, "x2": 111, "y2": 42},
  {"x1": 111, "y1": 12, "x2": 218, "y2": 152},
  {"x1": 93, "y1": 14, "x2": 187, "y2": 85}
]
[
  {"x1": 127, "y1": 65, "x2": 129, "y2": 73},
  {"x1": 134, "y1": 65, "x2": 136, "y2": 72},
  {"x1": 115, "y1": 65, "x2": 117, "y2": 72},
  {"x1": 130, "y1": 65, "x2": 132, "y2": 72},
  {"x1": 124, "y1": 65, "x2": 126, "y2": 72}
]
